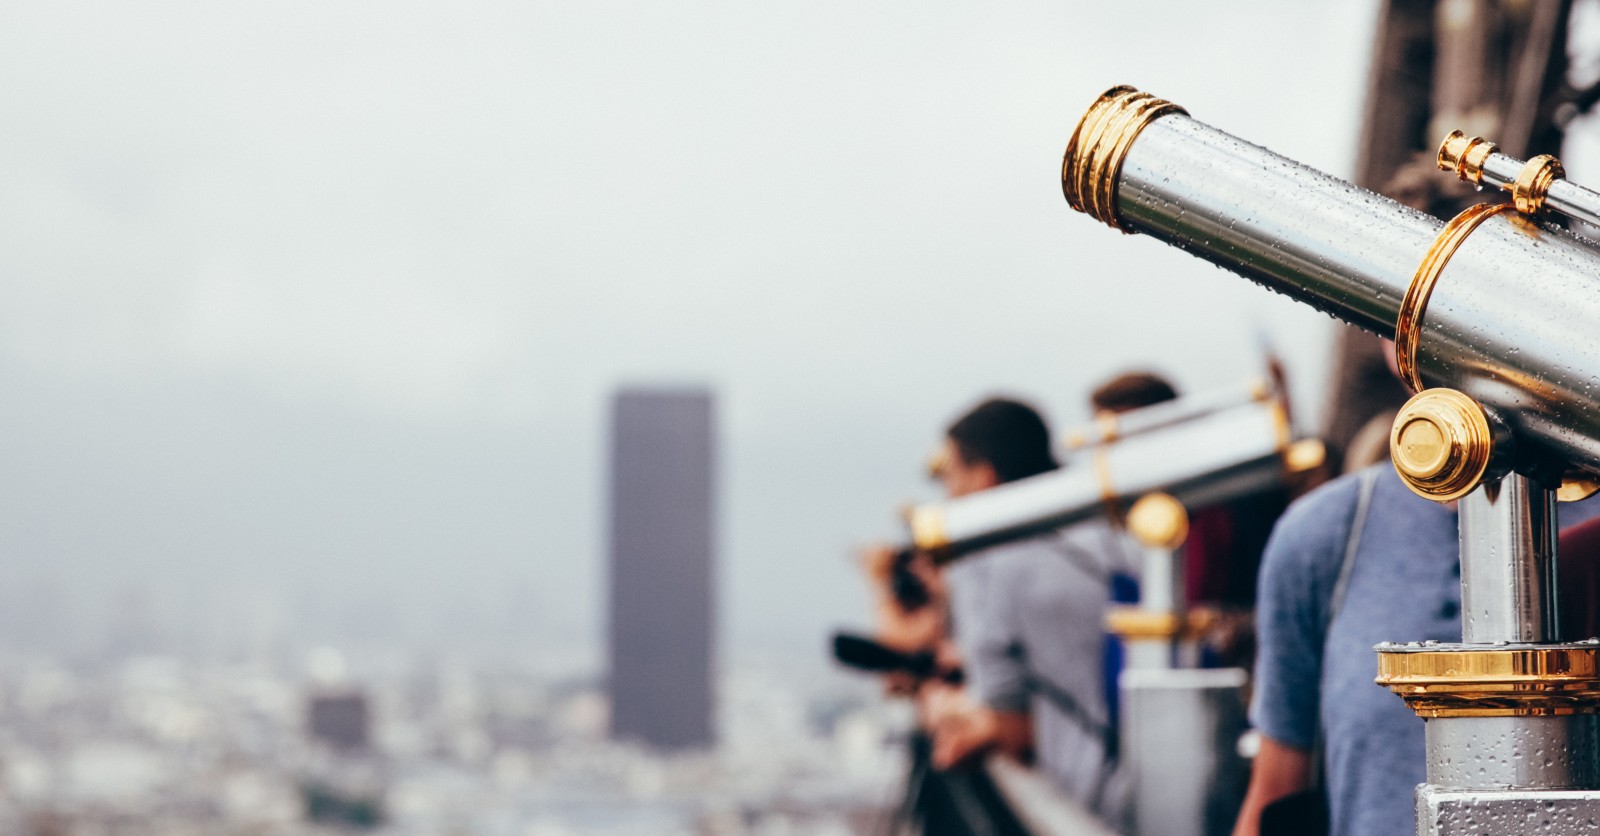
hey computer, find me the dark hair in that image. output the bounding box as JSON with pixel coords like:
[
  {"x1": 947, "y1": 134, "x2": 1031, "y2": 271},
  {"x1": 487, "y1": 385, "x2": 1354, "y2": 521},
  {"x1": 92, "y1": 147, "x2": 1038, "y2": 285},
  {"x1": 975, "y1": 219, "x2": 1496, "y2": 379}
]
[
  {"x1": 1090, "y1": 372, "x2": 1179, "y2": 414},
  {"x1": 945, "y1": 398, "x2": 1058, "y2": 483}
]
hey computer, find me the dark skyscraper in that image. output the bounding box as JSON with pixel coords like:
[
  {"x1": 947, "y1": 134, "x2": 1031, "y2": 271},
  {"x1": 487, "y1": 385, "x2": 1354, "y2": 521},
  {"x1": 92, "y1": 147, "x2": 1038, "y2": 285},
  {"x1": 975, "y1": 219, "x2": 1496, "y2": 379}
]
[
  {"x1": 607, "y1": 388, "x2": 715, "y2": 749},
  {"x1": 306, "y1": 689, "x2": 371, "y2": 751}
]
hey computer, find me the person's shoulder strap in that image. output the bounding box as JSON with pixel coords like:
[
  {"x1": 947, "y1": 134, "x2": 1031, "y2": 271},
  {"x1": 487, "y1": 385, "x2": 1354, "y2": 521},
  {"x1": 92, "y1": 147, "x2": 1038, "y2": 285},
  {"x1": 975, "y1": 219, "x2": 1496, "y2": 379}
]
[
  {"x1": 1327, "y1": 467, "x2": 1379, "y2": 628},
  {"x1": 1309, "y1": 466, "x2": 1379, "y2": 791},
  {"x1": 1045, "y1": 529, "x2": 1113, "y2": 584}
]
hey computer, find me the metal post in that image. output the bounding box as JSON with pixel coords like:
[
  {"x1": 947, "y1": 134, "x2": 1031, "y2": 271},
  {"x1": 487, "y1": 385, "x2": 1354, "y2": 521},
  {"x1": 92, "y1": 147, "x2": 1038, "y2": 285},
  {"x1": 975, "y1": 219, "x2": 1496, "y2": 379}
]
[
  {"x1": 1121, "y1": 542, "x2": 1180, "y2": 671},
  {"x1": 1424, "y1": 475, "x2": 1596, "y2": 793},
  {"x1": 1392, "y1": 474, "x2": 1600, "y2": 834},
  {"x1": 1457, "y1": 474, "x2": 1559, "y2": 645},
  {"x1": 1113, "y1": 493, "x2": 1249, "y2": 835},
  {"x1": 1116, "y1": 494, "x2": 1191, "y2": 671}
]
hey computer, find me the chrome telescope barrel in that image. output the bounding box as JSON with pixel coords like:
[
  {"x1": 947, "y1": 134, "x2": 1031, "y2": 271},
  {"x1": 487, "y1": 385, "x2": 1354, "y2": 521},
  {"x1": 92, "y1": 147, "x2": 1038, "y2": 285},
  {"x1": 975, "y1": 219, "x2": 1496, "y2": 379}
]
[
  {"x1": 1061, "y1": 376, "x2": 1274, "y2": 451},
  {"x1": 907, "y1": 398, "x2": 1317, "y2": 562},
  {"x1": 1060, "y1": 87, "x2": 1600, "y2": 477}
]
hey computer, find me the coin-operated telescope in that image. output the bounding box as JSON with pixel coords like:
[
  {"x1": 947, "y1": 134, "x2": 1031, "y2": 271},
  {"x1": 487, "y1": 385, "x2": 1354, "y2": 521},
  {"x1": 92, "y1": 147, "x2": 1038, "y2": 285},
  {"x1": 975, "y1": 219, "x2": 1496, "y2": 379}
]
[
  {"x1": 906, "y1": 377, "x2": 1322, "y2": 836},
  {"x1": 910, "y1": 372, "x2": 1319, "y2": 661},
  {"x1": 1059, "y1": 373, "x2": 1283, "y2": 453},
  {"x1": 910, "y1": 373, "x2": 1320, "y2": 654},
  {"x1": 1059, "y1": 85, "x2": 1600, "y2": 836},
  {"x1": 906, "y1": 380, "x2": 1322, "y2": 565}
]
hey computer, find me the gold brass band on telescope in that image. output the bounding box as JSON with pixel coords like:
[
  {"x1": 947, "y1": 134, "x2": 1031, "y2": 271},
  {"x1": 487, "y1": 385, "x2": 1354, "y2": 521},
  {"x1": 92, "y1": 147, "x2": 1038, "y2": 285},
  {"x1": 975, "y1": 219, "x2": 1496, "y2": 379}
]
[
  {"x1": 1283, "y1": 439, "x2": 1327, "y2": 473},
  {"x1": 1436, "y1": 131, "x2": 1569, "y2": 217},
  {"x1": 1095, "y1": 412, "x2": 1119, "y2": 445},
  {"x1": 1062, "y1": 86, "x2": 1186, "y2": 231},
  {"x1": 1269, "y1": 398, "x2": 1292, "y2": 454},
  {"x1": 1395, "y1": 203, "x2": 1516, "y2": 395},
  {"x1": 1437, "y1": 131, "x2": 1498, "y2": 184},
  {"x1": 1092, "y1": 447, "x2": 1121, "y2": 520},
  {"x1": 907, "y1": 505, "x2": 947, "y2": 551},
  {"x1": 1067, "y1": 412, "x2": 1121, "y2": 451},
  {"x1": 1377, "y1": 645, "x2": 1600, "y2": 718},
  {"x1": 1513, "y1": 154, "x2": 1565, "y2": 216},
  {"x1": 1560, "y1": 471, "x2": 1600, "y2": 502},
  {"x1": 1105, "y1": 606, "x2": 1219, "y2": 641}
]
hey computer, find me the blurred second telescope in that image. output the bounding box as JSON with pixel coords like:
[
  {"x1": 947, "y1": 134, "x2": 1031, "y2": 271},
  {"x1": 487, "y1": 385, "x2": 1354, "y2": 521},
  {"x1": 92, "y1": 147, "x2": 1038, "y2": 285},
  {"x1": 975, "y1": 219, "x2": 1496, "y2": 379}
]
[{"x1": 905, "y1": 382, "x2": 1323, "y2": 563}]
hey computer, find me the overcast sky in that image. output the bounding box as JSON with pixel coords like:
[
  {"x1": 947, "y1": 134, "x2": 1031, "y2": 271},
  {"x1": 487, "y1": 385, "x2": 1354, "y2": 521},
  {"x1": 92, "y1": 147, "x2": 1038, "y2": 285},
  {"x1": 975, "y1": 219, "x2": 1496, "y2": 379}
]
[{"x1": 0, "y1": 1, "x2": 1383, "y2": 668}]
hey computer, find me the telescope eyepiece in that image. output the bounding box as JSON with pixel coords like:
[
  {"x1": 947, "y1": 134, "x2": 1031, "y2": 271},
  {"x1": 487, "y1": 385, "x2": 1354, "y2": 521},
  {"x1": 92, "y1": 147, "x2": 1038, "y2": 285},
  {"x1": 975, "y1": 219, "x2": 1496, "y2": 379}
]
[{"x1": 1437, "y1": 130, "x2": 1498, "y2": 184}]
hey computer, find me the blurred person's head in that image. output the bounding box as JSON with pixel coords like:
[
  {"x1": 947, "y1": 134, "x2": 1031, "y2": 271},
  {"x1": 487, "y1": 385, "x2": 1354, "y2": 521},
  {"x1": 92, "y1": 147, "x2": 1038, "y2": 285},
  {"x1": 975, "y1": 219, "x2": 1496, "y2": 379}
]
[
  {"x1": 1090, "y1": 371, "x2": 1179, "y2": 415},
  {"x1": 1344, "y1": 408, "x2": 1399, "y2": 473},
  {"x1": 937, "y1": 398, "x2": 1058, "y2": 497}
]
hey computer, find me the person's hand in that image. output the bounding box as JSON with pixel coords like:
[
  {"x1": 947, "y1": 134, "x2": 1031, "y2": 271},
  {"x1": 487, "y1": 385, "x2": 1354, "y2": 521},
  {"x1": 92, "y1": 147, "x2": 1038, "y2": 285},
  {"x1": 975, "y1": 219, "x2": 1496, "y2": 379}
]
[
  {"x1": 861, "y1": 544, "x2": 900, "y2": 585},
  {"x1": 907, "y1": 551, "x2": 947, "y2": 604},
  {"x1": 876, "y1": 603, "x2": 943, "y2": 656},
  {"x1": 917, "y1": 680, "x2": 967, "y2": 726},
  {"x1": 882, "y1": 670, "x2": 919, "y2": 698},
  {"x1": 922, "y1": 686, "x2": 998, "y2": 769},
  {"x1": 933, "y1": 638, "x2": 963, "y2": 673},
  {"x1": 932, "y1": 705, "x2": 999, "y2": 769},
  {"x1": 859, "y1": 547, "x2": 946, "y2": 610},
  {"x1": 859, "y1": 546, "x2": 946, "y2": 651}
]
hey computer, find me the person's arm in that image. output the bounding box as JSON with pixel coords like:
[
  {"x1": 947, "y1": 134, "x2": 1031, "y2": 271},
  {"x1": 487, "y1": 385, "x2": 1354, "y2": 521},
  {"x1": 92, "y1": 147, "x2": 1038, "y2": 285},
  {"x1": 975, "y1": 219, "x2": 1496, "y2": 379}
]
[
  {"x1": 1232, "y1": 736, "x2": 1312, "y2": 836},
  {"x1": 1231, "y1": 479, "x2": 1355, "y2": 834},
  {"x1": 921, "y1": 681, "x2": 1020, "y2": 768},
  {"x1": 989, "y1": 709, "x2": 1033, "y2": 760},
  {"x1": 861, "y1": 545, "x2": 946, "y2": 656},
  {"x1": 929, "y1": 703, "x2": 1033, "y2": 769},
  {"x1": 955, "y1": 552, "x2": 1033, "y2": 724},
  {"x1": 926, "y1": 553, "x2": 1031, "y2": 768}
]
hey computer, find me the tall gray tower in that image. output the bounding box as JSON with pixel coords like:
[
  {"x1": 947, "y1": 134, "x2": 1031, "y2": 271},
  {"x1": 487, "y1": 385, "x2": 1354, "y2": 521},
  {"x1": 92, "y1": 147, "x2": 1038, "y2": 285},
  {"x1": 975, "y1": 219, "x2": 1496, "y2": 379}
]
[{"x1": 606, "y1": 388, "x2": 715, "y2": 749}]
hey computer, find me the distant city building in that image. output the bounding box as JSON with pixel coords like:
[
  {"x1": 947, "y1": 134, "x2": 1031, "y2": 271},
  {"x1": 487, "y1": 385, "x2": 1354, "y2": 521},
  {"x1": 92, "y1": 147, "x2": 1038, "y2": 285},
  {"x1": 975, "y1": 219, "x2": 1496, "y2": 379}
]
[
  {"x1": 607, "y1": 388, "x2": 716, "y2": 749},
  {"x1": 307, "y1": 690, "x2": 370, "y2": 750}
]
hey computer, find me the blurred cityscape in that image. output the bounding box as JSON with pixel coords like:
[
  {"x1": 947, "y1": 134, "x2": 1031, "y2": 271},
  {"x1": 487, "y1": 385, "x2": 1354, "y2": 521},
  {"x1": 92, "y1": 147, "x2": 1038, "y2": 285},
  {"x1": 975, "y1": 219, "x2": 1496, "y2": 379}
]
[
  {"x1": 0, "y1": 610, "x2": 901, "y2": 835},
  {"x1": 0, "y1": 375, "x2": 921, "y2": 836}
]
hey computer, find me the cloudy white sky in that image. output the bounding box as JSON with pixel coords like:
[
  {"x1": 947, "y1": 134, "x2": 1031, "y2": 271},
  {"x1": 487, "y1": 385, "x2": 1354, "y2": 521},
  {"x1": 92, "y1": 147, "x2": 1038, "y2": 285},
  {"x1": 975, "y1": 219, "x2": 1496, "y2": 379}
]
[{"x1": 0, "y1": 1, "x2": 1382, "y2": 666}]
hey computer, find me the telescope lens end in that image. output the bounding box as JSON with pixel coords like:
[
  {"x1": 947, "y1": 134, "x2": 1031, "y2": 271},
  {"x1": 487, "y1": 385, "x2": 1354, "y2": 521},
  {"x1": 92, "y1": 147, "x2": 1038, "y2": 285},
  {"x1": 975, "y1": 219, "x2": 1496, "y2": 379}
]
[{"x1": 1062, "y1": 86, "x2": 1186, "y2": 231}]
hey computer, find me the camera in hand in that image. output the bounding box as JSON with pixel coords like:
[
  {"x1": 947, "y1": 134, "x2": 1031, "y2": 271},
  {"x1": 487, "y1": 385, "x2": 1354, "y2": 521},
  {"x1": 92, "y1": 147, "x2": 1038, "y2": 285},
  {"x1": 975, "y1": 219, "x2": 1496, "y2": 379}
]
[
  {"x1": 888, "y1": 548, "x2": 932, "y2": 611},
  {"x1": 830, "y1": 632, "x2": 963, "y2": 685}
]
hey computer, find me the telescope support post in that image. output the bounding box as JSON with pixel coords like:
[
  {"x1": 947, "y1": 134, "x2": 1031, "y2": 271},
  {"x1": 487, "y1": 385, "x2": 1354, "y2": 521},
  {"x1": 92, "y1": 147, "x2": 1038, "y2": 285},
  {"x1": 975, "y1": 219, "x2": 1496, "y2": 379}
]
[
  {"x1": 1109, "y1": 493, "x2": 1250, "y2": 833},
  {"x1": 1137, "y1": 541, "x2": 1181, "y2": 621},
  {"x1": 1121, "y1": 543, "x2": 1183, "y2": 671},
  {"x1": 1398, "y1": 475, "x2": 1600, "y2": 833},
  {"x1": 1114, "y1": 493, "x2": 1193, "y2": 671},
  {"x1": 1457, "y1": 474, "x2": 1560, "y2": 645},
  {"x1": 1376, "y1": 388, "x2": 1600, "y2": 832}
]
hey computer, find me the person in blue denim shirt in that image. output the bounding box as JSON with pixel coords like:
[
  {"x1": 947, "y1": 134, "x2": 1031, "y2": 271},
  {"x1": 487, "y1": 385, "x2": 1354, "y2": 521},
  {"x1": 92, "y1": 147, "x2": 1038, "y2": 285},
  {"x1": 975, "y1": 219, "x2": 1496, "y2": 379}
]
[{"x1": 1235, "y1": 463, "x2": 1600, "y2": 836}]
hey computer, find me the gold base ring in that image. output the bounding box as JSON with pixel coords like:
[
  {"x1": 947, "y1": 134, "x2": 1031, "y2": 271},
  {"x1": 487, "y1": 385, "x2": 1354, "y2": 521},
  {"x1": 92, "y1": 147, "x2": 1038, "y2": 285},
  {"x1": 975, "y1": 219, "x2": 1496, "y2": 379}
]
[
  {"x1": 1377, "y1": 643, "x2": 1600, "y2": 718},
  {"x1": 1105, "y1": 606, "x2": 1218, "y2": 641}
]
